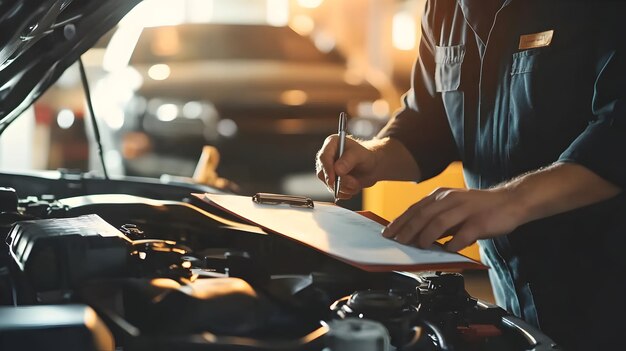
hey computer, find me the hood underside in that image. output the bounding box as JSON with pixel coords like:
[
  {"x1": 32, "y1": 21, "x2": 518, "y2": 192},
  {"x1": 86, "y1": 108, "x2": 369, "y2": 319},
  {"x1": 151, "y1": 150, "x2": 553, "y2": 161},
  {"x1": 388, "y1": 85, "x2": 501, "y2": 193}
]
[{"x1": 0, "y1": 0, "x2": 141, "y2": 134}]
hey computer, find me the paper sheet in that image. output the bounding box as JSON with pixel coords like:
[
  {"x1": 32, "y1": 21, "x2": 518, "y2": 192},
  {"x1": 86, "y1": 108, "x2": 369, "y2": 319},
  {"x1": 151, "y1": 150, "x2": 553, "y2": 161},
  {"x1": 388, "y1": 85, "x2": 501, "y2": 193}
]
[{"x1": 199, "y1": 193, "x2": 484, "y2": 271}]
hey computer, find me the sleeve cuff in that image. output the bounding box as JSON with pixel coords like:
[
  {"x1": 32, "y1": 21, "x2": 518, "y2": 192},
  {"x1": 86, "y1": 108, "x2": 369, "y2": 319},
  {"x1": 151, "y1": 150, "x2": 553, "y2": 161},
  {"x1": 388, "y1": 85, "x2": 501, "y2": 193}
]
[
  {"x1": 378, "y1": 98, "x2": 459, "y2": 181},
  {"x1": 558, "y1": 118, "x2": 626, "y2": 189}
]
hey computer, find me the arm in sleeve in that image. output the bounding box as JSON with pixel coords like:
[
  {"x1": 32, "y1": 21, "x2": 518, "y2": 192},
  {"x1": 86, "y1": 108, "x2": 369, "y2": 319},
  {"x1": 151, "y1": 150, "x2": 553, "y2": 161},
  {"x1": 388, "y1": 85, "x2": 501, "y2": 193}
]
[
  {"x1": 377, "y1": 1, "x2": 460, "y2": 181},
  {"x1": 558, "y1": 9, "x2": 626, "y2": 189}
]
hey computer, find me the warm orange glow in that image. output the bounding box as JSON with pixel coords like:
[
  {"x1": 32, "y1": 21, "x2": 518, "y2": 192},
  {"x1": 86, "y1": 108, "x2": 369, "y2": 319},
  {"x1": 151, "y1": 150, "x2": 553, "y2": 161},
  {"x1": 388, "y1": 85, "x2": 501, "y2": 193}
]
[
  {"x1": 151, "y1": 26, "x2": 181, "y2": 56},
  {"x1": 122, "y1": 132, "x2": 152, "y2": 159},
  {"x1": 372, "y1": 99, "x2": 390, "y2": 117},
  {"x1": 343, "y1": 70, "x2": 364, "y2": 86},
  {"x1": 202, "y1": 332, "x2": 217, "y2": 343},
  {"x1": 280, "y1": 89, "x2": 308, "y2": 105},
  {"x1": 83, "y1": 307, "x2": 115, "y2": 350},
  {"x1": 185, "y1": 278, "x2": 257, "y2": 299},
  {"x1": 151, "y1": 278, "x2": 182, "y2": 290},
  {"x1": 83, "y1": 307, "x2": 98, "y2": 327},
  {"x1": 289, "y1": 15, "x2": 315, "y2": 36},
  {"x1": 276, "y1": 118, "x2": 308, "y2": 134}
]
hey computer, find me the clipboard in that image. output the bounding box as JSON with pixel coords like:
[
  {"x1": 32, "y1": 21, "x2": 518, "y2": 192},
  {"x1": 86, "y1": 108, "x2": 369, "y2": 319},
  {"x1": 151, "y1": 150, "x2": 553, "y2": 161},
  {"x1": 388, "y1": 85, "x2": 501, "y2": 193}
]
[{"x1": 194, "y1": 193, "x2": 487, "y2": 272}]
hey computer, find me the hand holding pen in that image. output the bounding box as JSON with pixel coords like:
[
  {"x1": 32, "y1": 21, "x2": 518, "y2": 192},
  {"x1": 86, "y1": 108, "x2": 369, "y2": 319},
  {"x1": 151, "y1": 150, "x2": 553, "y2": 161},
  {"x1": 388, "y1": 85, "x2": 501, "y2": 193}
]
[{"x1": 315, "y1": 112, "x2": 380, "y2": 202}]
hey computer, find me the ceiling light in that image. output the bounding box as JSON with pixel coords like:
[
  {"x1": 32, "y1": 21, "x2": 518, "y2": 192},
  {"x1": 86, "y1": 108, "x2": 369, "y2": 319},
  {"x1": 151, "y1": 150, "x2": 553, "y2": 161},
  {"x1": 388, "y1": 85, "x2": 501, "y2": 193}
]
[
  {"x1": 102, "y1": 107, "x2": 125, "y2": 130},
  {"x1": 267, "y1": 0, "x2": 289, "y2": 27},
  {"x1": 120, "y1": 0, "x2": 185, "y2": 28},
  {"x1": 217, "y1": 119, "x2": 238, "y2": 138},
  {"x1": 156, "y1": 104, "x2": 178, "y2": 121},
  {"x1": 103, "y1": 25, "x2": 143, "y2": 72},
  {"x1": 148, "y1": 63, "x2": 171, "y2": 81},
  {"x1": 297, "y1": 0, "x2": 323, "y2": 9},
  {"x1": 57, "y1": 109, "x2": 75, "y2": 129},
  {"x1": 313, "y1": 32, "x2": 335, "y2": 53},
  {"x1": 392, "y1": 11, "x2": 416, "y2": 51},
  {"x1": 187, "y1": 0, "x2": 214, "y2": 23},
  {"x1": 182, "y1": 101, "x2": 203, "y2": 119}
]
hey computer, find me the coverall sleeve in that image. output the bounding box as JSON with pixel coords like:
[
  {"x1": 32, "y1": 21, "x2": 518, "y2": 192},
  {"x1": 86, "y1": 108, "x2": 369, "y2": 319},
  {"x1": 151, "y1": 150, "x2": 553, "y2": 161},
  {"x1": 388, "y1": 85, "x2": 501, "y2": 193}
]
[
  {"x1": 377, "y1": 2, "x2": 460, "y2": 181},
  {"x1": 558, "y1": 9, "x2": 626, "y2": 189}
]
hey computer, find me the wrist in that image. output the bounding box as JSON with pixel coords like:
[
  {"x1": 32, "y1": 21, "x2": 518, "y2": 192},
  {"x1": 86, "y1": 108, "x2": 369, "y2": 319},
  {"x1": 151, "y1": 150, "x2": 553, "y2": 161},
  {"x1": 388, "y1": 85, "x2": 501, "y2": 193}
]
[
  {"x1": 492, "y1": 184, "x2": 534, "y2": 227},
  {"x1": 358, "y1": 137, "x2": 385, "y2": 182},
  {"x1": 365, "y1": 137, "x2": 420, "y2": 181}
]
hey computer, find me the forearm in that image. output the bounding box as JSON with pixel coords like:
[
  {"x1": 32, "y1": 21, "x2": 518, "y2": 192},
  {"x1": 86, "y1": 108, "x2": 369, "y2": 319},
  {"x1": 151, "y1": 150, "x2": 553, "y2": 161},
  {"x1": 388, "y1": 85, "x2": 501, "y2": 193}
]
[
  {"x1": 364, "y1": 137, "x2": 422, "y2": 182},
  {"x1": 498, "y1": 162, "x2": 622, "y2": 224},
  {"x1": 383, "y1": 161, "x2": 622, "y2": 251}
]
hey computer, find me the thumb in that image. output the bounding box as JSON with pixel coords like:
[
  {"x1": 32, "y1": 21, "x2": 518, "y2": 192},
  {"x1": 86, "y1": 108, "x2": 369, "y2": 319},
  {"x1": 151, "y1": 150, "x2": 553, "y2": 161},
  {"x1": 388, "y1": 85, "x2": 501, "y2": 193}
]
[{"x1": 335, "y1": 139, "x2": 371, "y2": 176}]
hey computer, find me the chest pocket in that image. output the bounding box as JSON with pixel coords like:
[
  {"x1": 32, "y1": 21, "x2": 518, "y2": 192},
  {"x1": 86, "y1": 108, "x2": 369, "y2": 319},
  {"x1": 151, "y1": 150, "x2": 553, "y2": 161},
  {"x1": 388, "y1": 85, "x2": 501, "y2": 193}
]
[
  {"x1": 511, "y1": 48, "x2": 542, "y2": 75},
  {"x1": 509, "y1": 48, "x2": 544, "y2": 116},
  {"x1": 435, "y1": 45, "x2": 465, "y2": 92}
]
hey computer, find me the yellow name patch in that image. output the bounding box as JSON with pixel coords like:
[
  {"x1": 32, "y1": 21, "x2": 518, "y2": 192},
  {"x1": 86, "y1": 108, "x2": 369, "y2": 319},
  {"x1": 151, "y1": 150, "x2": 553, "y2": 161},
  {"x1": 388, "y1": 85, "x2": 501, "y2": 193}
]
[{"x1": 518, "y1": 30, "x2": 554, "y2": 50}]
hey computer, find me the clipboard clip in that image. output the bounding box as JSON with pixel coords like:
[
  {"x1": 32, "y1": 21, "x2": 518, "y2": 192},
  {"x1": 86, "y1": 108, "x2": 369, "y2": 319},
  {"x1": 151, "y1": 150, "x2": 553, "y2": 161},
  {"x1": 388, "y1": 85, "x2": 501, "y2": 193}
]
[{"x1": 252, "y1": 193, "x2": 314, "y2": 209}]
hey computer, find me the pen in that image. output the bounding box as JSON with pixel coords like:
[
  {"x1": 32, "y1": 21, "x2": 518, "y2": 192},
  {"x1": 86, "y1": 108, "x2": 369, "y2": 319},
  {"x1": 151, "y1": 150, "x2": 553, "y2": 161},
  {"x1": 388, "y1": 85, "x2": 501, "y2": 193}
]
[{"x1": 334, "y1": 112, "x2": 347, "y2": 203}]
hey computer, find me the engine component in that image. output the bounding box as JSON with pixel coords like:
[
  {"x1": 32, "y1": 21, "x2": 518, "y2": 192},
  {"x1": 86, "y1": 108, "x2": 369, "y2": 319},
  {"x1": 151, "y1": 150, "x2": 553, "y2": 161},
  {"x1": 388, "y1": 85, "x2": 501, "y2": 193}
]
[
  {"x1": 325, "y1": 318, "x2": 391, "y2": 351},
  {"x1": 0, "y1": 187, "x2": 17, "y2": 213},
  {"x1": 120, "y1": 223, "x2": 146, "y2": 240},
  {"x1": 417, "y1": 272, "x2": 478, "y2": 337},
  {"x1": 17, "y1": 194, "x2": 69, "y2": 218},
  {"x1": 129, "y1": 239, "x2": 194, "y2": 279},
  {"x1": 330, "y1": 290, "x2": 419, "y2": 348},
  {"x1": 0, "y1": 304, "x2": 114, "y2": 351},
  {"x1": 418, "y1": 272, "x2": 475, "y2": 313},
  {"x1": 6, "y1": 214, "x2": 129, "y2": 301},
  {"x1": 123, "y1": 277, "x2": 275, "y2": 335}
]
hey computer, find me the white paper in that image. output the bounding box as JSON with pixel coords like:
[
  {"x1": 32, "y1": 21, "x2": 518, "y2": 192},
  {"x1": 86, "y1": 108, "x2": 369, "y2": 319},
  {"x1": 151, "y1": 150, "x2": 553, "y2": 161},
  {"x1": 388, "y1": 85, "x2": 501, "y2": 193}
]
[{"x1": 203, "y1": 193, "x2": 477, "y2": 267}]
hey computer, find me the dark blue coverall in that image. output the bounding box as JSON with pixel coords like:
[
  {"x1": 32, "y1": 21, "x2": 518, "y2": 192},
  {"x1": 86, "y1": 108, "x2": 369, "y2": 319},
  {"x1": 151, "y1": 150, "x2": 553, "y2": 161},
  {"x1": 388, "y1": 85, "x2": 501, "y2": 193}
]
[{"x1": 379, "y1": 1, "x2": 626, "y2": 349}]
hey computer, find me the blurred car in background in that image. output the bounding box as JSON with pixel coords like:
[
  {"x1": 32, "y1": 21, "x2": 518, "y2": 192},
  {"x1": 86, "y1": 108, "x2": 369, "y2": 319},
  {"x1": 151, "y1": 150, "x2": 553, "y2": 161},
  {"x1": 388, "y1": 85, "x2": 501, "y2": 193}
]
[{"x1": 109, "y1": 23, "x2": 384, "y2": 199}]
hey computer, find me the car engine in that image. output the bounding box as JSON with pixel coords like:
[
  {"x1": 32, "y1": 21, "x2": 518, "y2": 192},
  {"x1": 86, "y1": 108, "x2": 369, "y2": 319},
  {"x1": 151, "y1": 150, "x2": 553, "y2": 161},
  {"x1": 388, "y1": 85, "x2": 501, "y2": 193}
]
[{"x1": 0, "y1": 182, "x2": 557, "y2": 351}]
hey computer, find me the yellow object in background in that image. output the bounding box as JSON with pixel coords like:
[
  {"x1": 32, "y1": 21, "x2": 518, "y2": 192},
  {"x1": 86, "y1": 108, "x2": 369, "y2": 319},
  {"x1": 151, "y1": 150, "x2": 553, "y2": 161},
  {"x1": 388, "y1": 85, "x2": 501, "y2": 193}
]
[{"x1": 362, "y1": 162, "x2": 481, "y2": 261}]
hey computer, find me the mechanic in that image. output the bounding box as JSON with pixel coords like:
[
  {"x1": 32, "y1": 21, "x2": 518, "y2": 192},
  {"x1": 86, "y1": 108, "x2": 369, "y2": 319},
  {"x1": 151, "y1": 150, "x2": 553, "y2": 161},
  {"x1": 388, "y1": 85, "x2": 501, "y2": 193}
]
[{"x1": 315, "y1": 1, "x2": 626, "y2": 349}]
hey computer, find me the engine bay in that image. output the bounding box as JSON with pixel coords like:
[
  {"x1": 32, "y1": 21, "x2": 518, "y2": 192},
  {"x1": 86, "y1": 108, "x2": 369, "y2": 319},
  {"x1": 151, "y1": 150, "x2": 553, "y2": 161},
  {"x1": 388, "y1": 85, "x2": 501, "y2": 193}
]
[{"x1": 0, "y1": 175, "x2": 555, "y2": 350}]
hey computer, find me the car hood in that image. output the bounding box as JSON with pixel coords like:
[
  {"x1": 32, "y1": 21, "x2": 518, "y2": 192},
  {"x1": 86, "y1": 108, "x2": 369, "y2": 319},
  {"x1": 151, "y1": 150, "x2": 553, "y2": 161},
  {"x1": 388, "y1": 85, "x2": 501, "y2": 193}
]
[{"x1": 0, "y1": 0, "x2": 141, "y2": 135}]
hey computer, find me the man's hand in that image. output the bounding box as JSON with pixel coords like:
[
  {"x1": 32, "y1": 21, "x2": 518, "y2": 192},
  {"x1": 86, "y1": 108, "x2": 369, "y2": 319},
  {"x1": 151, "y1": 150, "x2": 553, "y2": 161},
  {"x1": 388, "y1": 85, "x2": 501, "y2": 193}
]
[
  {"x1": 382, "y1": 162, "x2": 621, "y2": 252},
  {"x1": 382, "y1": 187, "x2": 525, "y2": 252},
  {"x1": 315, "y1": 136, "x2": 421, "y2": 199},
  {"x1": 315, "y1": 135, "x2": 378, "y2": 199}
]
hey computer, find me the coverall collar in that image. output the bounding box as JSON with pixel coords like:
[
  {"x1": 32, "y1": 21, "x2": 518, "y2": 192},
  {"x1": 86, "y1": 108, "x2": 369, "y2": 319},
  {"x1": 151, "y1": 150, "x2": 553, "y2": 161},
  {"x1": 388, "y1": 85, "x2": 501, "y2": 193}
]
[{"x1": 457, "y1": 0, "x2": 513, "y2": 45}]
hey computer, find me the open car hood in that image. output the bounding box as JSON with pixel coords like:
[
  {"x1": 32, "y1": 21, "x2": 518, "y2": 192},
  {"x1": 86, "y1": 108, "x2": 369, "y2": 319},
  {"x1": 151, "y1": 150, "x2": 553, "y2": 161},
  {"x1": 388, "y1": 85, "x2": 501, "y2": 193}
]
[{"x1": 0, "y1": 0, "x2": 141, "y2": 134}]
